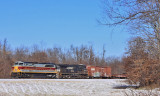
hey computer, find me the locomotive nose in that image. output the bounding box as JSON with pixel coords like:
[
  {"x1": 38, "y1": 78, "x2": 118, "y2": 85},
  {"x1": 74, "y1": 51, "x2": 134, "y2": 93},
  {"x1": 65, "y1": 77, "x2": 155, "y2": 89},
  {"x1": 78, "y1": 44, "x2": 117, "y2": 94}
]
[{"x1": 12, "y1": 66, "x2": 20, "y2": 72}]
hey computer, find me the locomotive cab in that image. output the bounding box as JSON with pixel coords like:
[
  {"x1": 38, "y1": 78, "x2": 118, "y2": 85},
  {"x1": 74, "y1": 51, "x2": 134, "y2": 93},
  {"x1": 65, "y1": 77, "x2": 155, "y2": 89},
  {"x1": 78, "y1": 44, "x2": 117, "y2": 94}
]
[
  {"x1": 12, "y1": 61, "x2": 24, "y2": 73},
  {"x1": 12, "y1": 61, "x2": 36, "y2": 73}
]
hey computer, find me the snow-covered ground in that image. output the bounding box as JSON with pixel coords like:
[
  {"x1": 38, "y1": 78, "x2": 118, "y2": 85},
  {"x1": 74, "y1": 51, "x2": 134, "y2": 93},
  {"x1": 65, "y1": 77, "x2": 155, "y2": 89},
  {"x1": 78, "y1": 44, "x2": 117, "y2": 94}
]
[{"x1": 0, "y1": 79, "x2": 159, "y2": 96}]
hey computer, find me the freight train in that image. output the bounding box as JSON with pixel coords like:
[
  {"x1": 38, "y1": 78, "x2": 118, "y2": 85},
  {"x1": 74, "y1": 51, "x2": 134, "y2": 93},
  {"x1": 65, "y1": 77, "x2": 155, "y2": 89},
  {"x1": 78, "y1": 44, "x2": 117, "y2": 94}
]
[{"x1": 11, "y1": 61, "x2": 125, "y2": 79}]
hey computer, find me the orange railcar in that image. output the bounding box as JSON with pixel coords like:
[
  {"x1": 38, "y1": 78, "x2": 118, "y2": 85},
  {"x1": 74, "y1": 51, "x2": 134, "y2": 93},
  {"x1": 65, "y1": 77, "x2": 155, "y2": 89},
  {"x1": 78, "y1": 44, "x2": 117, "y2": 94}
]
[{"x1": 87, "y1": 65, "x2": 111, "y2": 78}]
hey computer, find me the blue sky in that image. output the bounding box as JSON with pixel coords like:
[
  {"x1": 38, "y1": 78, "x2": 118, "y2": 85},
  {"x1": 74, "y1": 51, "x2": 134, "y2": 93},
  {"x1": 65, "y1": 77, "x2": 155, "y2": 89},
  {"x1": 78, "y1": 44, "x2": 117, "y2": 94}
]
[{"x1": 0, "y1": 0, "x2": 130, "y2": 57}]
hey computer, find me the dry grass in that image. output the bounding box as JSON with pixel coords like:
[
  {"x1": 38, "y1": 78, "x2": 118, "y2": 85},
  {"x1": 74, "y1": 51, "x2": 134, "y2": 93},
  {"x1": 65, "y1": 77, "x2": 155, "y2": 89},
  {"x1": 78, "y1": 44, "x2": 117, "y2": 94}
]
[{"x1": 123, "y1": 88, "x2": 160, "y2": 96}]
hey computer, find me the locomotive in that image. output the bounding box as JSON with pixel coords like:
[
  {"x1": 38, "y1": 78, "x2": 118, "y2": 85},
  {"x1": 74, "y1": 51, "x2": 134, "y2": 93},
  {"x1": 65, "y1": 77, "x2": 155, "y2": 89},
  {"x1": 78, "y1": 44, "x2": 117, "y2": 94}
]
[
  {"x1": 58, "y1": 64, "x2": 88, "y2": 79},
  {"x1": 11, "y1": 61, "x2": 59, "y2": 78},
  {"x1": 11, "y1": 61, "x2": 113, "y2": 79}
]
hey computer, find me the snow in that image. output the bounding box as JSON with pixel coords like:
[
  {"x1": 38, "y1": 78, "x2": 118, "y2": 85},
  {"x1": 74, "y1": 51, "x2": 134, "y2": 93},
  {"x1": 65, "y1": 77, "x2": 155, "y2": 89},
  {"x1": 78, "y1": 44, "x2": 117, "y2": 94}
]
[{"x1": 0, "y1": 79, "x2": 159, "y2": 96}]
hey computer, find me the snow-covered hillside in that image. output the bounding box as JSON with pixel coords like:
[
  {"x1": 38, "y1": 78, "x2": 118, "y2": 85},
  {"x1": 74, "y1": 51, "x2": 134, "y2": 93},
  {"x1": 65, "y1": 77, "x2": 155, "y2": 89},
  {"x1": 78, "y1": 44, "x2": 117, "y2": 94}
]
[{"x1": 0, "y1": 79, "x2": 159, "y2": 96}]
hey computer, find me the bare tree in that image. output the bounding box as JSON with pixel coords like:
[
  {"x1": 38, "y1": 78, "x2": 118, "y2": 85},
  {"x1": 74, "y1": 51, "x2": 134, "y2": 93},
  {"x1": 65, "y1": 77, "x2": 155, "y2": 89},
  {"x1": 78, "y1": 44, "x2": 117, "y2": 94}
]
[
  {"x1": 14, "y1": 46, "x2": 29, "y2": 61},
  {"x1": 47, "y1": 47, "x2": 61, "y2": 63},
  {"x1": 89, "y1": 45, "x2": 95, "y2": 65},
  {"x1": 29, "y1": 45, "x2": 49, "y2": 63},
  {"x1": 106, "y1": 56, "x2": 125, "y2": 75},
  {"x1": 103, "y1": 0, "x2": 160, "y2": 87},
  {"x1": 103, "y1": 0, "x2": 160, "y2": 58},
  {"x1": 124, "y1": 37, "x2": 160, "y2": 86},
  {"x1": 0, "y1": 39, "x2": 13, "y2": 78}
]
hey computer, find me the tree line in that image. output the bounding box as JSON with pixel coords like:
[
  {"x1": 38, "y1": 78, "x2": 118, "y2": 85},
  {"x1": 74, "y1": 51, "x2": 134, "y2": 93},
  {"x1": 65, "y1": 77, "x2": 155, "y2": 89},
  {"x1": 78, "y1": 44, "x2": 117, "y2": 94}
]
[{"x1": 0, "y1": 39, "x2": 124, "y2": 78}]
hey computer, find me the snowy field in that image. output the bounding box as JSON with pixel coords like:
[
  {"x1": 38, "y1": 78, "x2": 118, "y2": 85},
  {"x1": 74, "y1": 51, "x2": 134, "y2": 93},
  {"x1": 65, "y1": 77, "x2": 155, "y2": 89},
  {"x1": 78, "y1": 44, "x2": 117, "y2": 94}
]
[{"x1": 0, "y1": 79, "x2": 159, "y2": 96}]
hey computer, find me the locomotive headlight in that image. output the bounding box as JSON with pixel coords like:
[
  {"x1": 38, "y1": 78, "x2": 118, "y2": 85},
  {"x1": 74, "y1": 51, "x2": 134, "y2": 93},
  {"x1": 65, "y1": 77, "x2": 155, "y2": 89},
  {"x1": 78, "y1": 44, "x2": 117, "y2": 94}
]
[{"x1": 57, "y1": 69, "x2": 60, "y2": 72}]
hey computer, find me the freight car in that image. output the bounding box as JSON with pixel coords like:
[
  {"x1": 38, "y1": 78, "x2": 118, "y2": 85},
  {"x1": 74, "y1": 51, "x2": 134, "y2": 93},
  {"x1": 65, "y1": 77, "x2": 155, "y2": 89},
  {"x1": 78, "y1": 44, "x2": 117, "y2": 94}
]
[
  {"x1": 11, "y1": 61, "x2": 59, "y2": 78},
  {"x1": 87, "y1": 65, "x2": 112, "y2": 78}
]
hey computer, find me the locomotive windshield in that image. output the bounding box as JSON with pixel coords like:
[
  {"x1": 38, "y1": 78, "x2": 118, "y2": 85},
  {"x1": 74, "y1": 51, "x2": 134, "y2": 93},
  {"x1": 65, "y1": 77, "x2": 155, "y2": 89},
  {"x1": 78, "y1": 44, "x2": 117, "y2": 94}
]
[
  {"x1": 14, "y1": 62, "x2": 23, "y2": 66},
  {"x1": 14, "y1": 63, "x2": 18, "y2": 65}
]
